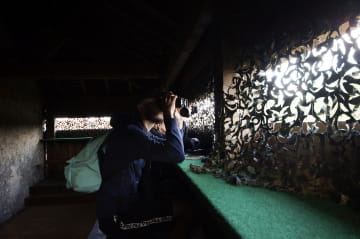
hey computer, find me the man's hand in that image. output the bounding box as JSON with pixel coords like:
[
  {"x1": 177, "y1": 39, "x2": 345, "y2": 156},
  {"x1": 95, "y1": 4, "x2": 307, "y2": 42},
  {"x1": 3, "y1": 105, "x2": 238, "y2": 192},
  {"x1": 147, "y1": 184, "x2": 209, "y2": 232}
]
[
  {"x1": 175, "y1": 111, "x2": 184, "y2": 129},
  {"x1": 163, "y1": 94, "x2": 177, "y2": 119}
]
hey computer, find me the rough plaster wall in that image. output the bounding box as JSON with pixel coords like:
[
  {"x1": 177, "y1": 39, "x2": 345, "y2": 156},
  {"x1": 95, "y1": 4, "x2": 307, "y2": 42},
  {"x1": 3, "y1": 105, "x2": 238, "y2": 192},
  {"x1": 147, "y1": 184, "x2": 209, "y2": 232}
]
[{"x1": 0, "y1": 80, "x2": 44, "y2": 223}]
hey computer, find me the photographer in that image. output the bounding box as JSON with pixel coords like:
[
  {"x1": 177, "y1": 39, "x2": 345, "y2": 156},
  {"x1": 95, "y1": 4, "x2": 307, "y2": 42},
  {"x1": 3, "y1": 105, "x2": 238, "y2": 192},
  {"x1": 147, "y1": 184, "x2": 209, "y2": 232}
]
[{"x1": 96, "y1": 92, "x2": 188, "y2": 238}]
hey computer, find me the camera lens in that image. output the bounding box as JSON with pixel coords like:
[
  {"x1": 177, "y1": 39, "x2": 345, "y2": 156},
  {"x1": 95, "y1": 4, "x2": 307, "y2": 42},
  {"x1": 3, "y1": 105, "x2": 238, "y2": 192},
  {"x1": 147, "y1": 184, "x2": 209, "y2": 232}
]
[
  {"x1": 180, "y1": 107, "x2": 190, "y2": 118},
  {"x1": 175, "y1": 97, "x2": 183, "y2": 108}
]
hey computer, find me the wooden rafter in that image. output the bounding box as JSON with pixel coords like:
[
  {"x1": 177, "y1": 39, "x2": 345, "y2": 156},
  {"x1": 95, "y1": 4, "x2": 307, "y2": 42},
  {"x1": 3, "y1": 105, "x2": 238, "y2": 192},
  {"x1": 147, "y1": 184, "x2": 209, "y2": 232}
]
[
  {"x1": 80, "y1": 80, "x2": 87, "y2": 94},
  {"x1": 104, "y1": 4, "x2": 176, "y2": 48},
  {"x1": 162, "y1": 2, "x2": 212, "y2": 90},
  {"x1": 48, "y1": 95, "x2": 131, "y2": 116},
  {"x1": 115, "y1": 37, "x2": 160, "y2": 63},
  {"x1": 3, "y1": 63, "x2": 160, "y2": 80},
  {"x1": 176, "y1": 31, "x2": 215, "y2": 92},
  {"x1": 104, "y1": 79, "x2": 110, "y2": 92},
  {"x1": 127, "y1": 80, "x2": 134, "y2": 96},
  {"x1": 130, "y1": 0, "x2": 177, "y2": 28}
]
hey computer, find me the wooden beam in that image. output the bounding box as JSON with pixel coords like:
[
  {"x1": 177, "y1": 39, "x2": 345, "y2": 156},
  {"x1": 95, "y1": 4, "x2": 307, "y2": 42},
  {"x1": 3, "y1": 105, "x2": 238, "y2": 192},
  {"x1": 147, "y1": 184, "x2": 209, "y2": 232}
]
[
  {"x1": 128, "y1": 80, "x2": 133, "y2": 96},
  {"x1": 46, "y1": 39, "x2": 66, "y2": 61},
  {"x1": 116, "y1": 39, "x2": 160, "y2": 63},
  {"x1": 104, "y1": 79, "x2": 110, "y2": 92},
  {"x1": 44, "y1": 113, "x2": 55, "y2": 139},
  {"x1": 47, "y1": 95, "x2": 131, "y2": 116},
  {"x1": 49, "y1": 95, "x2": 130, "y2": 105},
  {"x1": 162, "y1": 2, "x2": 212, "y2": 90},
  {"x1": 130, "y1": 0, "x2": 177, "y2": 28},
  {"x1": 175, "y1": 30, "x2": 215, "y2": 93},
  {"x1": 104, "y1": 4, "x2": 176, "y2": 48},
  {"x1": 2, "y1": 63, "x2": 160, "y2": 80},
  {"x1": 80, "y1": 80, "x2": 87, "y2": 94},
  {"x1": 214, "y1": 22, "x2": 225, "y2": 159}
]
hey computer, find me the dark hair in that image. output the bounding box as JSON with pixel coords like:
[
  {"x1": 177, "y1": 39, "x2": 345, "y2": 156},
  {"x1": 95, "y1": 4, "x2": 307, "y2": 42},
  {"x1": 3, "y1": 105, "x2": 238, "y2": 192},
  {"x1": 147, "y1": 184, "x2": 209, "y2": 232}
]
[
  {"x1": 132, "y1": 88, "x2": 163, "y2": 105},
  {"x1": 110, "y1": 112, "x2": 132, "y2": 128}
]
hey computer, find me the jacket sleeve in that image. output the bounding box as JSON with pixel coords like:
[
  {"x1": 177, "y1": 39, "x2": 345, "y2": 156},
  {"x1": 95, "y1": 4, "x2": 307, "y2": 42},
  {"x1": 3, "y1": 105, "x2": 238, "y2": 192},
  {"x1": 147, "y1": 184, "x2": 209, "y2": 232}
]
[{"x1": 127, "y1": 118, "x2": 185, "y2": 163}]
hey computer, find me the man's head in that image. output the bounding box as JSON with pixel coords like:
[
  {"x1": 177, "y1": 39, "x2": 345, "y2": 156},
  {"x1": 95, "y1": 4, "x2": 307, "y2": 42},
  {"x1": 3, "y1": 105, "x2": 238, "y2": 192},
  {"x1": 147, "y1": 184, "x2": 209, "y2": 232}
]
[
  {"x1": 133, "y1": 89, "x2": 166, "y2": 124},
  {"x1": 133, "y1": 90, "x2": 178, "y2": 127},
  {"x1": 136, "y1": 97, "x2": 164, "y2": 124}
]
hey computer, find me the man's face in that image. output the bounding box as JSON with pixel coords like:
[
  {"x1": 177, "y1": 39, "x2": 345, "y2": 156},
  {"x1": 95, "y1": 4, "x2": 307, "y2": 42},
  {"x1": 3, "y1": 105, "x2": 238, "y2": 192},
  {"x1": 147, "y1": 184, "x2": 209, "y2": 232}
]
[
  {"x1": 138, "y1": 98, "x2": 164, "y2": 124},
  {"x1": 156, "y1": 121, "x2": 167, "y2": 134}
]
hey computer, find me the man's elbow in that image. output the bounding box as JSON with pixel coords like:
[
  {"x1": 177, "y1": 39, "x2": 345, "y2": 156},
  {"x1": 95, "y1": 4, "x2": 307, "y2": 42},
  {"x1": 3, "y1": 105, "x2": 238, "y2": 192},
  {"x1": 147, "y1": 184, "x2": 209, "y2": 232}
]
[{"x1": 174, "y1": 151, "x2": 185, "y2": 163}]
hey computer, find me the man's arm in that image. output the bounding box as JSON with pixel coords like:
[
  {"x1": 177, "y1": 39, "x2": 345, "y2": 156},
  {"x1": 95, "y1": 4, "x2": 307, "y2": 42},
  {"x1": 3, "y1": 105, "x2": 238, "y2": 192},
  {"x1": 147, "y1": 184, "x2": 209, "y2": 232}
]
[
  {"x1": 102, "y1": 94, "x2": 185, "y2": 168},
  {"x1": 127, "y1": 118, "x2": 185, "y2": 163},
  {"x1": 129, "y1": 94, "x2": 185, "y2": 163}
]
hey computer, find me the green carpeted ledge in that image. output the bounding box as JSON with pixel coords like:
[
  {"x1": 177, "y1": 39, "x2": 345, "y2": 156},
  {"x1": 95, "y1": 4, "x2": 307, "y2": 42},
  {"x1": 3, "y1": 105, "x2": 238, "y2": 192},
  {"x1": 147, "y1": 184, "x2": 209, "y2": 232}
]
[{"x1": 179, "y1": 158, "x2": 360, "y2": 239}]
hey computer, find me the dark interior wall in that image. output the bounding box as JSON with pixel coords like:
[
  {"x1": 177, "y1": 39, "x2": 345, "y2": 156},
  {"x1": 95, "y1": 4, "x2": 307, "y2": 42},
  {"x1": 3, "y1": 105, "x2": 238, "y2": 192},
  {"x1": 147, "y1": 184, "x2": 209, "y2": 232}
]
[{"x1": 0, "y1": 80, "x2": 44, "y2": 223}]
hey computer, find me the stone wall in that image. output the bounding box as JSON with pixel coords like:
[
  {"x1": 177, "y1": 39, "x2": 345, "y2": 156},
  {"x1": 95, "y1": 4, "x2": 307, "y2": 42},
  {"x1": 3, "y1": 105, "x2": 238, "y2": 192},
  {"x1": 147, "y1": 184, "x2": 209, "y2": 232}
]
[{"x1": 0, "y1": 80, "x2": 44, "y2": 223}]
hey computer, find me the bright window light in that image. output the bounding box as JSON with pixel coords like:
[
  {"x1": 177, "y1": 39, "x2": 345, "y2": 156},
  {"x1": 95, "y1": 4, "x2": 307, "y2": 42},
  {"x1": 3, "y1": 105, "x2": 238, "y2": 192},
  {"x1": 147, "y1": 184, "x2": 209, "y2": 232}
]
[
  {"x1": 259, "y1": 18, "x2": 360, "y2": 123},
  {"x1": 55, "y1": 117, "x2": 112, "y2": 131},
  {"x1": 188, "y1": 95, "x2": 215, "y2": 130}
]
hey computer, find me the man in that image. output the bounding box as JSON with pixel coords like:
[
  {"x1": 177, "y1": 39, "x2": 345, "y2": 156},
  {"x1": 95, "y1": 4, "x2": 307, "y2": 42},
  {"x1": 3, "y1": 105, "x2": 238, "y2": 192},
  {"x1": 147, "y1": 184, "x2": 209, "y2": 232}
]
[
  {"x1": 152, "y1": 110, "x2": 200, "y2": 152},
  {"x1": 96, "y1": 92, "x2": 186, "y2": 238}
]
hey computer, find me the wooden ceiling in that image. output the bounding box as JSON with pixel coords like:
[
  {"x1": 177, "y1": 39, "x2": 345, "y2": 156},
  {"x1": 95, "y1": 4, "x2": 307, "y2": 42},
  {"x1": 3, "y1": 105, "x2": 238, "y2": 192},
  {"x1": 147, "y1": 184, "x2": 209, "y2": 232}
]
[
  {"x1": 0, "y1": 1, "x2": 206, "y2": 65},
  {"x1": 1, "y1": 0, "x2": 356, "y2": 116},
  {"x1": 0, "y1": 0, "x2": 212, "y2": 115}
]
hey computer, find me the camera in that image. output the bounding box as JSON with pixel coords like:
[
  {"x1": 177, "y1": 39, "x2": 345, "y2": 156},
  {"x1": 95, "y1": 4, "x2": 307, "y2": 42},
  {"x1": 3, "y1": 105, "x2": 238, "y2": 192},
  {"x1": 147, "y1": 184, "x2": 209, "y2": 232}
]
[
  {"x1": 177, "y1": 97, "x2": 195, "y2": 118},
  {"x1": 175, "y1": 97, "x2": 189, "y2": 108},
  {"x1": 177, "y1": 98, "x2": 198, "y2": 118},
  {"x1": 157, "y1": 92, "x2": 197, "y2": 118}
]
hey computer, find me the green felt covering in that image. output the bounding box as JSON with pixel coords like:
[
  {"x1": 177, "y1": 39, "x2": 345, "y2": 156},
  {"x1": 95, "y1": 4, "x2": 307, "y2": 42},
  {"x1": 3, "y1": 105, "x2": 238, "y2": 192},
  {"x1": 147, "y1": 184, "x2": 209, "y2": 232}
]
[
  {"x1": 41, "y1": 137, "x2": 93, "y2": 142},
  {"x1": 179, "y1": 158, "x2": 360, "y2": 239}
]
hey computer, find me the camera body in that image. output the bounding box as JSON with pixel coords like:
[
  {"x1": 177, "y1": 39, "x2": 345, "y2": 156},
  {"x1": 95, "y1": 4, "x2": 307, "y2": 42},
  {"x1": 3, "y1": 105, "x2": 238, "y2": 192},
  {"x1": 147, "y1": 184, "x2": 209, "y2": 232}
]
[
  {"x1": 175, "y1": 97, "x2": 189, "y2": 108},
  {"x1": 176, "y1": 97, "x2": 192, "y2": 118},
  {"x1": 158, "y1": 92, "x2": 197, "y2": 118},
  {"x1": 175, "y1": 97, "x2": 198, "y2": 118}
]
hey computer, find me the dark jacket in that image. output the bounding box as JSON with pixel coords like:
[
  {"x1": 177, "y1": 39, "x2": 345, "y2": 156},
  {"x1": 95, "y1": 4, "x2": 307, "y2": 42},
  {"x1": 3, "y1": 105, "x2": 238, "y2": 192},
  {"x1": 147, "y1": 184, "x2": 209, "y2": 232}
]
[{"x1": 96, "y1": 118, "x2": 185, "y2": 221}]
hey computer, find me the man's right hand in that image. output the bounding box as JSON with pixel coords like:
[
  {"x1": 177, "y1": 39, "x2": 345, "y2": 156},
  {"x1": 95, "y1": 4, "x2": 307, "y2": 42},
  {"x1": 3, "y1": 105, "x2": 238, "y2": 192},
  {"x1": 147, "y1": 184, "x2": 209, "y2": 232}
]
[
  {"x1": 163, "y1": 94, "x2": 177, "y2": 119},
  {"x1": 175, "y1": 111, "x2": 184, "y2": 129}
]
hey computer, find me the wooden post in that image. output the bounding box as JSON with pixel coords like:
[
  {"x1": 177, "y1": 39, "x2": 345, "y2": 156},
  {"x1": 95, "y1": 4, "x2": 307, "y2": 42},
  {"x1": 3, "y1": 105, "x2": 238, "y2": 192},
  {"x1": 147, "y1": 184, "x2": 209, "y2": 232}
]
[
  {"x1": 213, "y1": 17, "x2": 225, "y2": 160},
  {"x1": 43, "y1": 111, "x2": 55, "y2": 178},
  {"x1": 162, "y1": 1, "x2": 212, "y2": 90},
  {"x1": 44, "y1": 113, "x2": 55, "y2": 139}
]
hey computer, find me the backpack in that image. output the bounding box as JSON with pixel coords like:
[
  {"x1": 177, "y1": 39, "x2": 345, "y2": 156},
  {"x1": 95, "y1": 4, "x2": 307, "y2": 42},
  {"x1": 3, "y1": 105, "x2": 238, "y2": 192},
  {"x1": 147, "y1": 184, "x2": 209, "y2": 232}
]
[{"x1": 64, "y1": 133, "x2": 109, "y2": 193}]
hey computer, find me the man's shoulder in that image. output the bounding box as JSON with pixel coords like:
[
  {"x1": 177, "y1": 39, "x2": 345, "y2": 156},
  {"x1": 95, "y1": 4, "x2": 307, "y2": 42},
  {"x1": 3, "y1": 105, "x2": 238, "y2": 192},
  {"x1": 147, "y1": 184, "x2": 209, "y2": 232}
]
[
  {"x1": 125, "y1": 123, "x2": 149, "y2": 140},
  {"x1": 127, "y1": 122, "x2": 145, "y2": 132},
  {"x1": 107, "y1": 123, "x2": 142, "y2": 140}
]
